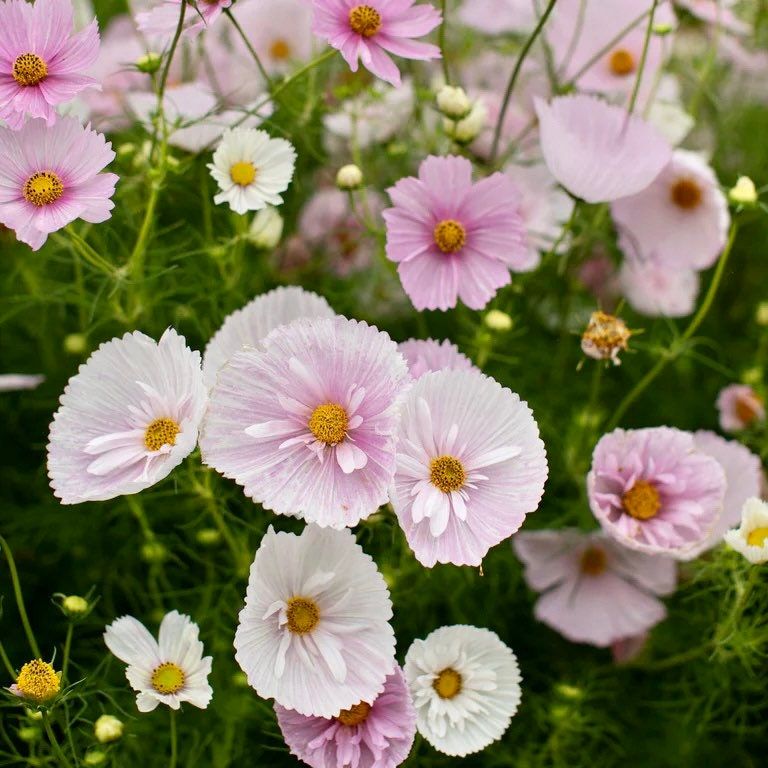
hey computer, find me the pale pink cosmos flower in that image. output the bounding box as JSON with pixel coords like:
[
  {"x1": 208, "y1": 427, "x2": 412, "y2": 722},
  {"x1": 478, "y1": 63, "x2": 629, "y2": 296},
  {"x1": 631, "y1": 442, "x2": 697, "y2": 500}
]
[
  {"x1": 275, "y1": 667, "x2": 416, "y2": 768},
  {"x1": 676, "y1": 0, "x2": 749, "y2": 35},
  {"x1": 611, "y1": 633, "x2": 648, "y2": 664},
  {"x1": 716, "y1": 384, "x2": 766, "y2": 433},
  {"x1": 0, "y1": 374, "x2": 44, "y2": 392},
  {"x1": 0, "y1": 117, "x2": 118, "y2": 251},
  {"x1": 457, "y1": 0, "x2": 537, "y2": 35},
  {"x1": 587, "y1": 427, "x2": 727, "y2": 556},
  {"x1": 392, "y1": 369, "x2": 548, "y2": 567},
  {"x1": 137, "y1": 0, "x2": 232, "y2": 39},
  {"x1": 0, "y1": 0, "x2": 100, "y2": 129},
  {"x1": 618, "y1": 257, "x2": 699, "y2": 318},
  {"x1": 383, "y1": 155, "x2": 528, "y2": 311},
  {"x1": 311, "y1": 0, "x2": 442, "y2": 87},
  {"x1": 535, "y1": 95, "x2": 672, "y2": 203},
  {"x1": 514, "y1": 529, "x2": 677, "y2": 647},
  {"x1": 397, "y1": 338, "x2": 475, "y2": 380}
]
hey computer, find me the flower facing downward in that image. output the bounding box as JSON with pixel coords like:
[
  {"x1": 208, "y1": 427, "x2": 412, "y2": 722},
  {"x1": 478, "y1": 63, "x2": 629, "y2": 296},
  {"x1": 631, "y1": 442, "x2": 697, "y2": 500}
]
[
  {"x1": 724, "y1": 497, "x2": 768, "y2": 564},
  {"x1": 404, "y1": 625, "x2": 521, "y2": 757},
  {"x1": 10, "y1": 660, "x2": 60, "y2": 703},
  {"x1": 234, "y1": 526, "x2": 396, "y2": 718},
  {"x1": 104, "y1": 611, "x2": 213, "y2": 712},
  {"x1": 397, "y1": 338, "x2": 475, "y2": 380},
  {"x1": 716, "y1": 384, "x2": 765, "y2": 433},
  {"x1": 581, "y1": 311, "x2": 631, "y2": 365}
]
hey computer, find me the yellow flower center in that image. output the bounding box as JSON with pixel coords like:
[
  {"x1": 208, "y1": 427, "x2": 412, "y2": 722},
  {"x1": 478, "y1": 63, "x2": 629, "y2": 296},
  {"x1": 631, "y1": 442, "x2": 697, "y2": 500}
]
[
  {"x1": 269, "y1": 38, "x2": 292, "y2": 60},
  {"x1": 747, "y1": 527, "x2": 768, "y2": 547},
  {"x1": 308, "y1": 403, "x2": 348, "y2": 445},
  {"x1": 429, "y1": 455, "x2": 466, "y2": 493},
  {"x1": 580, "y1": 546, "x2": 607, "y2": 576},
  {"x1": 622, "y1": 480, "x2": 661, "y2": 521},
  {"x1": 151, "y1": 662, "x2": 186, "y2": 695},
  {"x1": 349, "y1": 5, "x2": 382, "y2": 37},
  {"x1": 23, "y1": 172, "x2": 64, "y2": 207},
  {"x1": 433, "y1": 668, "x2": 462, "y2": 699},
  {"x1": 12, "y1": 53, "x2": 48, "y2": 86},
  {"x1": 230, "y1": 161, "x2": 257, "y2": 187},
  {"x1": 670, "y1": 178, "x2": 703, "y2": 210},
  {"x1": 144, "y1": 417, "x2": 181, "y2": 452},
  {"x1": 286, "y1": 596, "x2": 320, "y2": 634},
  {"x1": 735, "y1": 392, "x2": 762, "y2": 425},
  {"x1": 15, "y1": 660, "x2": 60, "y2": 703},
  {"x1": 433, "y1": 219, "x2": 466, "y2": 254},
  {"x1": 336, "y1": 701, "x2": 371, "y2": 726},
  {"x1": 581, "y1": 311, "x2": 632, "y2": 360},
  {"x1": 609, "y1": 48, "x2": 635, "y2": 76}
]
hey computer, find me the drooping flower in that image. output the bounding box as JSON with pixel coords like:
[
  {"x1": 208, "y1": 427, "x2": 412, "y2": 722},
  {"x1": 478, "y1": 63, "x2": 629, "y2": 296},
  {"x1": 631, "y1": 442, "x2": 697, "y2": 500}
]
[
  {"x1": 535, "y1": 95, "x2": 672, "y2": 203},
  {"x1": 0, "y1": 0, "x2": 100, "y2": 129},
  {"x1": 514, "y1": 529, "x2": 677, "y2": 647},
  {"x1": 203, "y1": 287, "x2": 335, "y2": 387},
  {"x1": 580, "y1": 311, "x2": 632, "y2": 365},
  {"x1": 391, "y1": 369, "x2": 548, "y2": 567},
  {"x1": 234, "y1": 525, "x2": 396, "y2": 718},
  {"x1": 137, "y1": 0, "x2": 232, "y2": 39},
  {"x1": 0, "y1": 117, "x2": 118, "y2": 251},
  {"x1": 724, "y1": 497, "x2": 768, "y2": 564},
  {"x1": 47, "y1": 329, "x2": 207, "y2": 504},
  {"x1": 9, "y1": 660, "x2": 61, "y2": 703},
  {"x1": 201, "y1": 316, "x2": 409, "y2": 528},
  {"x1": 404, "y1": 625, "x2": 521, "y2": 757},
  {"x1": 104, "y1": 611, "x2": 213, "y2": 712},
  {"x1": 617, "y1": 257, "x2": 699, "y2": 318},
  {"x1": 208, "y1": 127, "x2": 296, "y2": 215},
  {"x1": 275, "y1": 667, "x2": 416, "y2": 768},
  {"x1": 0, "y1": 374, "x2": 44, "y2": 392},
  {"x1": 716, "y1": 384, "x2": 765, "y2": 433},
  {"x1": 383, "y1": 155, "x2": 528, "y2": 311},
  {"x1": 587, "y1": 427, "x2": 727, "y2": 555},
  {"x1": 311, "y1": 0, "x2": 442, "y2": 87},
  {"x1": 397, "y1": 338, "x2": 475, "y2": 380}
]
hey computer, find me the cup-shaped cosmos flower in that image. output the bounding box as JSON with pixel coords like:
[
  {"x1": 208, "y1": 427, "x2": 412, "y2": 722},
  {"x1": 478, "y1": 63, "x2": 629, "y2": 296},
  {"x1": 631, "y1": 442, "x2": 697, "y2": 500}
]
[
  {"x1": 9, "y1": 659, "x2": 61, "y2": 703},
  {"x1": 617, "y1": 257, "x2": 699, "y2": 318},
  {"x1": 104, "y1": 611, "x2": 213, "y2": 712},
  {"x1": 397, "y1": 338, "x2": 475, "y2": 380},
  {"x1": 234, "y1": 525, "x2": 396, "y2": 718},
  {"x1": 201, "y1": 316, "x2": 410, "y2": 528},
  {"x1": 514, "y1": 529, "x2": 677, "y2": 647},
  {"x1": 383, "y1": 155, "x2": 529, "y2": 311},
  {"x1": 137, "y1": 0, "x2": 232, "y2": 38},
  {"x1": 724, "y1": 497, "x2": 768, "y2": 564},
  {"x1": 404, "y1": 625, "x2": 521, "y2": 757},
  {"x1": 587, "y1": 427, "x2": 727, "y2": 556},
  {"x1": 47, "y1": 329, "x2": 207, "y2": 504},
  {"x1": 311, "y1": 0, "x2": 442, "y2": 87},
  {"x1": 716, "y1": 383, "x2": 765, "y2": 433},
  {"x1": 0, "y1": 0, "x2": 100, "y2": 129},
  {"x1": 391, "y1": 369, "x2": 548, "y2": 567},
  {"x1": 0, "y1": 118, "x2": 118, "y2": 251},
  {"x1": 275, "y1": 667, "x2": 416, "y2": 768},
  {"x1": 202, "y1": 286, "x2": 335, "y2": 387}
]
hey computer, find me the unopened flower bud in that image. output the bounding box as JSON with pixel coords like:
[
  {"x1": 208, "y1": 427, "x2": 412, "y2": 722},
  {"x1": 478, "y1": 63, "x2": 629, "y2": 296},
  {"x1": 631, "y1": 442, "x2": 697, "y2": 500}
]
[
  {"x1": 336, "y1": 164, "x2": 364, "y2": 191},
  {"x1": 652, "y1": 21, "x2": 673, "y2": 35},
  {"x1": 141, "y1": 540, "x2": 167, "y2": 564},
  {"x1": 444, "y1": 101, "x2": 487, "y2": 144},
  {"x1": 62, "y1": 595, "x2": 89, "y2": 617},
  {"x1": 84, "y1": 750, "x2": 107, "y2": 766},
  {"x1": 484, "y1": 309, "x2": 513, "y2": 332},
  {"x1": 195, "y1": 528, "x2": 221, "y2": 546},
  {"x1": 248, "y1": 206, "x2": 284, "y2": 249},
  {"x1": 64, "y1": 333, "x2": 88, "y2": 355},
  {"x1": 18, "y1": 727, "x2": 40, "y2": 743},
  {"x1": 136, "y1": 52, "x2": 162, "y2": 74},
  {"x1": 94, "y1": 715, "x2": 124, "y2": 744},
  {"x1": 581, "y1": 311, "x2": 631, "y2": 365},
  {"x1": 729, "y1": 176, "x2": 758, "y2": 206},
  {"x1": 436, "y1": 85, "x2": 471, "y2": 119},
  {"x1": 756, "y1": 302, "x2": 768, "y2": 327}
]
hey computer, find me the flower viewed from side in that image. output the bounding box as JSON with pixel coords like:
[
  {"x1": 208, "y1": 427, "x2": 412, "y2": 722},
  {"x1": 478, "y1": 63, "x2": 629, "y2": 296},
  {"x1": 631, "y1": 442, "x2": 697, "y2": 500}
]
[
  {"x1": 397, "y1": 338, "x2": 475, "y2": 380},
  {"x1": 311, "y1": 0, "x2": 442, "y2": 86},
  {"x1": 724, "y1": 497, "x2": 768, "y2": 564},
  {"x1": 201, "y1": 316, "x2": 410, "y2": 528},
  {"x1": 580, "y1": 311, "x2": 632, "y2": 365},
  {"x1": 202, "y1": 287, "x2": 335, "y2": 388},
  {"x1": 209, "y1": 128, "x2": 297, "y2": 215},
  {"x1": 137, "y1": 0, "x2": 232, "y2": 38},
  {"x1": 536, "y1": 95, "x2": 672, "y2": 203},
  {"x1": 457, "y1": 0, "x2": 536, "y2": 35},
  {"x1": 618, "y1": 257, "x2": 699, "y2": 318},
  {"x1": 716, "y1": 384, "x2": 765, "y2": 433},
  {"x1": 587, "y1": 427, "x2": 727, "y2": 555},
  {"x1": 404, "y1": 625, "x2": 521, "y2": 757},
  {"x1": 391, "y1": 369, "x2": 548, "y2": 567},
  {"x1": 0, "y1": 118, "x2": 118, "y2": 251},
  {"x1": 234, "y1": 525, "x2": 396, "y2": 718},
  {"x1": 0, "y1": 374, "x2": 44, "y2": 392},
  {"x1": 0, "y1": 0, "x2": 100, "y2": 129},
  {"x1": 104, "y1": 610, "x2": 213, "y2": 712},
  {"x1": 47, "y1": 329, "x2": 207, "y2": 504},
  {"x1": 9, "y1": 660, "x2": 61, "y2": 703},
  {"x1": 383, "y1": 155, "x2": 528, "y2": 311},
  {"x1": 514, "y1": 529, "x2": 677, "y2": 647},
  {"x1": 275, "y1": 667, "x2": 416, "y2": 768},
  {"x1": 94, "y1": 714, "x2": 124, "y2": 743}
]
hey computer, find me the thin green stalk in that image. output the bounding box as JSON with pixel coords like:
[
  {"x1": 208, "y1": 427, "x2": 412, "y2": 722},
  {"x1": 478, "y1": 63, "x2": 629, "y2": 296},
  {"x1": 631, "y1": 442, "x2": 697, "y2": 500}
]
[
  {"x1": 64, "y1": 229, "x2": 114, "y2": 277},
  {"x1": 169, "y1": 708, "x2": 178, "y2": 768},
  {"x1": 0, "y1": 535, "x2": 40, "y2": 658},
  {"x1": 225, "y1": 8, "x2": 271, "y2": 87},
  {"x1": 42, "y1": 713, "x2": 73, "y2": 768},
  {"x1": 627, "y1": 0, "x2": 659, "y2": 114},
  {"x1": 0, "y1": 641, "x2": 15, "y2": 679},
  {"x1": 439, "y1": 0, "x2": 450, "y2": 84},
  {"x1": 61, "y1": 624, "x2": 74, "y2": 685}
]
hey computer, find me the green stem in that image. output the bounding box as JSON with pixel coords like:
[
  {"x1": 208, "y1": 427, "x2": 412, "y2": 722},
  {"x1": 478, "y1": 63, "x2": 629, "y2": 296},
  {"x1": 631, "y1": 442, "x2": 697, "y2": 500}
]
[
  {"x1": 627, "y1": 0, "x2": 658, "y2": 114},
  {"x1": 0, "y1": 641, "x2": 15, "y2": 679},
  {"x1": 64, "y1": 229, "x2": 114, "y2": 277},
  {"x1": 0, "y1": 535, "x2": 40, "y2": 658},
  {"x1": 439, "y1": 0, "x2": 450, "y2": 84},
  {"x1": 224, "y1": 8, "x2": 271, "y2": 87},
  {"x1": 43, "y1": 713, "x2": 73, "y2": 768},
  {"x1": 169, "y1": 708, "x2": 178, "y2": 768},
  {"x1": 61, "y1": 624, "x2": 74, "y2": 685}
]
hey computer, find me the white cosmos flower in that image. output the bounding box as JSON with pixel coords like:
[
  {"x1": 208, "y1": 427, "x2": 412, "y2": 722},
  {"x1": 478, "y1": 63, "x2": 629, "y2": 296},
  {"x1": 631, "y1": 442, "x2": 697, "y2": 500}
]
[
  {"x1": 208, "y1": 127, "x2": 296, "y2": 214},
  {"x1": 0, "y1": 374, "x2": 44, "y2": 391},
  {"x1": 104, "y1": 611, "x2": 213, "y2": 713},
  {"x1": 404, "y1": 625, "x2": 522, "y2": 757},
  {"x1": 724, "y1": 497, "x2": 768, "y2": 564}
]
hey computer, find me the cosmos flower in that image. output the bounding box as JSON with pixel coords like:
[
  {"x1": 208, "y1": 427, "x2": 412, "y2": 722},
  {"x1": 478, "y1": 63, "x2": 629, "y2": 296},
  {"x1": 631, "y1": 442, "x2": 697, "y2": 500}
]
[
  {"x1": 383, "y1": 155, "x2": 528, "y2": 311},
  {"x1": 587, "y1": 427, "x2": 727, "y2": 555},
  {"x1": 404, "y1": 625, "x2": 521, "y2": 757},
  {"x1": 514, "y1": 529, "x2": 677, "y2": 647},
  {"x1": 47, "y1": 329, "x2": 207, "y2": 504},
  {"x1": 535, "y1": 95, "x2": 672, "y2": 203},
  {"x1": 0, "y1": 0, "x2": 100, "y2": 129},
  {"x1": 457, "y1": 0, "x2": 537, "y2": 35},
  {"x1": 391, "y1": 369, "x2": 548, "y2": 567},
  {"x1": 617, "y1": 257, "x2": 699, "y2": 318},
  {"x1": 203, "y1": 286, "x2": 335, "y2": 388},
  {"x1": 201, "y1": 316, "x2": 410, "y2": 528},
  {"x1": 724, "y1": 497, "x2": 768, "y2": 564},
  {"x1": 208, "y1": 128, "x2": 296, "y2": 215},
  {"x1": 580, "y1": 311, "x2": 632, "y2": 365},
  {"x1": 716, "y1": 383, "x2": 765, "y2": 433},
  {"x1": 137, "y1": 0, "x2": 232, "y2": 39},
  {"x1": 0, "y1": 117, "x2": 118, "y2": 251},
  {"x1": 104, "y1": 611, "x2": 213, "y2": 712},
  {"x1": 397, "y1": 338, "x2": 475, "y2": 380},
  {"x1": 9, "y1": 659, "x2": 61, "y2": 703},
  {"x1": 676, "y1": 0, "x2": 749, "y2": 35},
  {"x1": 0, "y1": 374, "x2": 44, "y2": 392},
  {"x1": 275, "y1": 667, "x2": 416, "y2": 768},
  {"x1": 234, "y1": 525, "x2": 396, "y2": 718},
  {"x1": 311, "y1": 0, "x2": 442, "y2": 87}
]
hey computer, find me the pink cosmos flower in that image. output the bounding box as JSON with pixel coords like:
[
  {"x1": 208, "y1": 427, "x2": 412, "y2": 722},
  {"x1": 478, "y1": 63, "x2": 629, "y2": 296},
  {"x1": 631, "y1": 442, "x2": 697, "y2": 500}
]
[
  {"x1": 618, "y1": 257, "x2": 699, "y2": 318},
  {"x1": 383, "y1": 155, "x2": 528, "y2": 311},
  {"x1": 535, "y1": 95, "x2": 672, "y2": 203},
  {"x1": 716, "y1": 384, "x2": 766, "y2": 433},
  {"x1": 676, "y1": 0, "x2": 749, "y2": 35},
  {"x1": 587, "y1": 427, "x2": 727, "y2": 556},
  {"x1": 397, "y1": 338, "x2": 475, "y2": 380},
  {"x1": 457, "y1": 0, "x2": 537, "y2": 35},
  {"x1": 0, "y1": 117, "x2": 118, "y2": 251},
  {"x1": 311, "y1": 0, "x2": 442, "y2": 87},
  {"x1": 611, "y1": 633, "x2": 648, "y2": 664},
  {"x1": 275, "y1": 667, "x2": 416, "y2": 768},
  {"x1": 0, "y1": 0, "x2": 100, "y2": 129},
  {"x1": 514, "y1": 529, "x2": 677, "y2": 647},
  {"x1": 137, "y1": 0, "x2": 232, "y2": 39}
]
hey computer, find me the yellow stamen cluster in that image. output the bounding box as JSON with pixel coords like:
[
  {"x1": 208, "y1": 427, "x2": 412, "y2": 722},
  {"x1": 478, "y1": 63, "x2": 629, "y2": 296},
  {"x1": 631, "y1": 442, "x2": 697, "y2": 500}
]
[
  {"x1": 670, "y1": 177, "x2": 703, "y2": 210},
  {"x1": 23, "y1": 172, "x2": 64, "y2": 207},
  {"x1": 581, "y1": 311, "x2": 632, "y2": 364},
  {"x1": 12, "y1": 53, "x2": 48, "y2": 86},
  {"x1": 622, "y1": 480, "x2": 661, "y2": 521},
  {"x1": 336, "y1": 701, "x2": 371, "y2": 727},
  {"x1": 735, "y1": 392, "x2": 763, "y2": 426},
  {"x1": 15, "y1": 660, "x2": 60, "y2": 703},
  {"x1": 429, "y1": 455, "x2": 467, "y2": 494},
  {"x1": 433, "y1": 668, "x2": 462, "y2": 700},
  {"x1": 286, "y1": 596, "x2": 320, "y2": 634},
  {"x1": 580, "y1": 546, "x2": 607, "y2": 576},
  {"x1": 433, "y1": 219, "x2": 466, "y2": 254},
  {"x1": 144, "y1": 417, "x2": 181, "y2": 452},
  {"x1": 269, "y1": 38, "x2": 292, "y2": 60},
  {"x1": 230, "y1": 161, "x2": 257, "y2": 187},
  {"x1": 308, "y1": 403, "x2": 348, "y2": 445},
  {"x1": 151, "y1": 662, "x2": 186, "y2": 695},
  {"x1": 348, "y1": 5, "x2": 382, "y2": 37},
  {"x1": 609, "y1": 48, "x2": 635, "y2": 76},
  {"x1": 747, "y1": 527, "x2": 768, "y2": 547}
]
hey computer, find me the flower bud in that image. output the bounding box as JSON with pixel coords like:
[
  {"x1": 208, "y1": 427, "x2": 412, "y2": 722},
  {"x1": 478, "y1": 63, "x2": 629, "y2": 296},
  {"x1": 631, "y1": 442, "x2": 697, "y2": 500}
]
[
  {"x1": 443, "y1": 100, "x2": 487, "y2": 144},
  {"x1": 195, "y1": 528, "x2": 221, "y2": 546},
  {"x1": 140, "y1": 540, "x2": 168, "y2": 564},
  {"x1": 18, "y1": 727, "x2": 40, "y2": 743},
  {"x1": 756, "y1": 302, "x2": 768, "y2": 327},
  {"x1": 136, "y1": 52, "x2": 162, "y2": 74},
  {"x1": 336, "y1": 164, "x2": 364, "y2": 191},
  {"x1": 61, "y1": 595, "x2": 89, "y2": 617},
  {"x1": 84, "y1": 751, "x2": 107, "y2": 766},
  {"x1": 63, "y1": 333, "x2": 88, "y2": 356},
  {"x1": 436, "y1": 85, "x2": 471, "y2": 119},
  {"x1": 484, "y1": 309, "x2": 513, "y2": 332},
  {"x1": 652, "y1": 21, "x2": 673, "y2": 35},
  {"x1": 94, "y1": 714, "x2": 124, "y2": 744},
  {"x1": 729, "y1": 176, "x2": 758, "y2": 206},
  {"x1": 247, "y1": 206, "x2": 284, "y2": 249}
]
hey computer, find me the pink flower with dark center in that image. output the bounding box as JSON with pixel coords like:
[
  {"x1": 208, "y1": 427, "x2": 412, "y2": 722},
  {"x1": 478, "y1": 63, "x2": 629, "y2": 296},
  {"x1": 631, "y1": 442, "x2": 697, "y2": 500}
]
[
  {"x1": 617, "y1": 256, "x2": 699, "y2": 318},
  {"x1": 716, "y1": 384, "x2": 766, "y2": 433}
]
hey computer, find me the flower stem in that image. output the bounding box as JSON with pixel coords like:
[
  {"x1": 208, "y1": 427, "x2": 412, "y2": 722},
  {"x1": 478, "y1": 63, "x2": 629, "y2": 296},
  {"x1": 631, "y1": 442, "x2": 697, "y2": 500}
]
[
  {"x1": 439, "y1": 0, "x2": 450, "y2": 84},
  {"x1": 61, "y1": 623, "x2": 74, "y2": 685},
  {"x1": 0, "y1": 535, "x2": 40, "y2": 658},
  {"x1": 627, "y1": 0, "x2": 659, "y2": 114},
  {"x1": 43, "y1": 712, "x2": 73, "y2": 768},
  {"x1": 224, "y1": 8, "x2": 272, "y2": 87},
  {"x1": 169, "y1": 708, "x2": 178, "y2": 768}
]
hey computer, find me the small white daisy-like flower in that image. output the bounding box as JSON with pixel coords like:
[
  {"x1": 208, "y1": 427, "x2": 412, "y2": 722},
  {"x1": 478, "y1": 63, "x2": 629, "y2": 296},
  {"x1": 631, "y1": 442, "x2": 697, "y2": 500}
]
[
  {"x1": 724, "y1": 497, "x2": 768, "y2": 564},
  {"x1": 208, "y1": 127, "x2": 297, "y2": 214},
  {"x1": 104, "y1": 611, "x2": 213, "y2": 712},
  {"x1": 404, "y1": 625, "x2": 522, "y2": 757}
]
